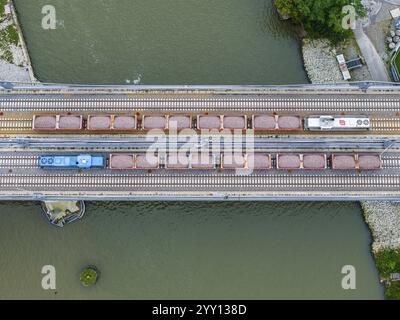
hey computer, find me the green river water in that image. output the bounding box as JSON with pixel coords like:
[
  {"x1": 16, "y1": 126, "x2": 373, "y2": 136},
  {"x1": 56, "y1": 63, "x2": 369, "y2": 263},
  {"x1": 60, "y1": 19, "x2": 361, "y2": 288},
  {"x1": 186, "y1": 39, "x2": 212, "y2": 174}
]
[{"x1": 0, "y1": 0, "x2": 384, "y2": 299}]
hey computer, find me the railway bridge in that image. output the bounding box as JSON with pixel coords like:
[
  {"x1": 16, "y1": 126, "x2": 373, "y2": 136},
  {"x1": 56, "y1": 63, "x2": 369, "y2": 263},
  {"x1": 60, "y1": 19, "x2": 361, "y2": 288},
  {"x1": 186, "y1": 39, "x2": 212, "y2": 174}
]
[{"x1": 2, "y1": 83, "x2": 400, "y2": 201}]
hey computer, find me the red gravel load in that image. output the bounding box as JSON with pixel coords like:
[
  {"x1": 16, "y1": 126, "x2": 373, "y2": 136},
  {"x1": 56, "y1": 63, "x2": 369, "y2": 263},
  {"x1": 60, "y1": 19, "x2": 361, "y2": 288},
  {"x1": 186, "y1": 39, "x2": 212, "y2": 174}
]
[
  {"x1": 33, "y1": 115, "x2": 57, "y2": 130},
  {"x1": 277, "y1": 154, "x2": 301, "y2": 170},
  {"x1": 358, "y1": 154, "x2": 381, "y2": 170},
  {"x1": 166, "y1": 153, "x2": 190, "y2": 169},
  {"x1": 191, "y1": 153, "x2": 215, "y2": 169},
  {"x1": 277, "y1": 115, "x2": 302, "y2": 130},
  {"x1": 252, "y1": 115, "x2": 276, "y2": 130},
  {"x1": 223, "y1": 116, "x2": 247, "y2": 130},
  {"x1": 58, "y1": 115, "x2": 83, "y2": 130},
  {"x1": 114, "y1": 116, "x2": 137, "y2": 130},
  {"x1": 303, "y1": 154, "x2": 327, "y2": 170},
  {"x1": 247, "y1": 153, "x2": 271, "y2": 169},
  {"x1": 168, "y1": 115, "x2": 191, "y2": 130},
  {"x1": 142, "y1": 116, "x2": 166, "y2": 130},
  {"x1": 332, "y1": 155, "x2": 357, "y2": 170},
  {"x1": 88, "y1": 115, "x2": 112, "y2": 130},
  {"x1": 136, "y1": 153, "x2": 159, "y2": 169},
  {"x1": 110, "y1": 154, "x2": 134, "y2": 169},
  {"x1": 221, "y1": 154, "x2": 246, "y2": 169},
  {"x1": 197, "y1": 115, "x2": 221, "y2": 130}
]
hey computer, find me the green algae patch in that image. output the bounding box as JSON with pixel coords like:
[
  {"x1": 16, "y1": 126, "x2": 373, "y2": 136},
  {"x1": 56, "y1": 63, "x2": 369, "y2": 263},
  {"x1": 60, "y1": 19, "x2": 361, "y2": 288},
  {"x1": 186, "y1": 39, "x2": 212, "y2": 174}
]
[
  {"x1": 375, "y1": 249, "x2": 400, "y2": 300},
  {"x1": 80, "y1": 266, "x2": 99, "y2": 287}
]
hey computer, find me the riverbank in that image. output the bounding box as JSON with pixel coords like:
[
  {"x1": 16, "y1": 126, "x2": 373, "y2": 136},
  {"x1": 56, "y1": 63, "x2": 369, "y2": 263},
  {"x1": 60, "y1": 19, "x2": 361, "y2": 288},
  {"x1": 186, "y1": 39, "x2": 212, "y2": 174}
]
[
  {"x1": 302, "y1": 37, "x2": 372, "y2": 83},
  {"x1": 361, "y1": 201, "x2": 400, "y2": 299},
  {"x1": 0, "y1": 0, "x2": 35, "y2": 82}
]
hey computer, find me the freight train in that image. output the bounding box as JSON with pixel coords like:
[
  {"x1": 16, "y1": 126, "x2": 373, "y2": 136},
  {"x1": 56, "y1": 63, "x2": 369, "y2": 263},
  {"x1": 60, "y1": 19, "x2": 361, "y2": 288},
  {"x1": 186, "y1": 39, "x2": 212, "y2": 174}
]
[
  {"x1": 39, "y1": 153, "x2": 382, "y2": 171},
  {"x1": 32, "y1": 114, "x2": 371, "y2": 132}
]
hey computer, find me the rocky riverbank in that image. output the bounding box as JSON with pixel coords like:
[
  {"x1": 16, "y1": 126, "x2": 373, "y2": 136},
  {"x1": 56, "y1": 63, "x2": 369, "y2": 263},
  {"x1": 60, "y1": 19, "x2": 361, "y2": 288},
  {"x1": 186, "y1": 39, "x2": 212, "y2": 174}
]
[
  {"x1": 302, "y1": 39, "x2": 344, "y2": 83},
  {"x1": 0, "y1": 0, "x2": 33, "y2": 82},
  {"x1": 361, "y1": 202, "x2": 400, "y2": 252}
]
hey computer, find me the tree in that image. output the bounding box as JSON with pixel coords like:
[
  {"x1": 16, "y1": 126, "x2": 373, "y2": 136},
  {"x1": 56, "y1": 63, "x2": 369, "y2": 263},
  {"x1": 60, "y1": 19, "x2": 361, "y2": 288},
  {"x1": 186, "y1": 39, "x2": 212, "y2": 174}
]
[{"x1": 275, "y1": 0, "x2": 364, "y2": 43}]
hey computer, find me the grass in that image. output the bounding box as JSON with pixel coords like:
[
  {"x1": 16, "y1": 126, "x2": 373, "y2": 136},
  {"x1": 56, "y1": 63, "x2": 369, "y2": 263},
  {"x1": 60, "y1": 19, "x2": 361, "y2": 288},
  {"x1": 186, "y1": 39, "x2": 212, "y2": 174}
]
[
  {"x1": 0, "y1": 0, "x2": 8, "y2": 18},
  {"x1": 374, "y1": 249, "x2": 400, "y2": 300},
  {"x1": 2, "y1": 24, "x2": 19, "y2": 46},
  {"x1": 395, "y1": 52, "x2": 400, "y2": 77},
  {"x1": 80, "y1": 267, "x2": 99, "y2": 287},
  {"x1": 0, "y1": 1, "x2": 19, "y2": 65},
  {"x1": 0, "y1": 48, "x2": 13, "y2": 63}
]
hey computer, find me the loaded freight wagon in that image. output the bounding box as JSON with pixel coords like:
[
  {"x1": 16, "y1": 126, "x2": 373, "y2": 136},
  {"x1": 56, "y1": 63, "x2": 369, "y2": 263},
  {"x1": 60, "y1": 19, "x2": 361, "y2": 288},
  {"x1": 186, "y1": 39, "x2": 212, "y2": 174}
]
[
  {"x1": 87, "y1": 115, "x2": 137, "y2": 131},
  {"x1": 109, "y1": 154, "x2": 160, "y2": 170},
  {"x1": 276, "y1": 154, "x2": 327, "y2": 170},
  {"x1": 33, "y1": 114, "x2": 83, "y2": 130},
  {"x1": 331, "y1": 154, "x2": 382, "y2": 170}
]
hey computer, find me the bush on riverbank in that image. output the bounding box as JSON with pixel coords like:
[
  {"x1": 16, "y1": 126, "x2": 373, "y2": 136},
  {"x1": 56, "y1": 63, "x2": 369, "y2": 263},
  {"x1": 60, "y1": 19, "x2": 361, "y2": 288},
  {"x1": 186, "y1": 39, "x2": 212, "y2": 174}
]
[
  {"x1": 395, "y1": 52, "x2": 400, "y2": 77},
  {"x1": 0, "y1": 0, "x2": 7, "y2": 17},
  {"x1": 275, "y1": 0, "x2": 364, "y2": 43},
  {"x1": 375, "y1": 249, "x2": 400, "y2": 300}
]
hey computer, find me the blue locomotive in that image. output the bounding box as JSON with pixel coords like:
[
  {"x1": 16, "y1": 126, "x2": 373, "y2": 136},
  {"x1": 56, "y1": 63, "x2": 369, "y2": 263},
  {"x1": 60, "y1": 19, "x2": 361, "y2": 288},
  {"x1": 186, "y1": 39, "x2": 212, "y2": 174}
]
[{"x1": 39, "y1": 154, "x2": 105, "y2": 169}]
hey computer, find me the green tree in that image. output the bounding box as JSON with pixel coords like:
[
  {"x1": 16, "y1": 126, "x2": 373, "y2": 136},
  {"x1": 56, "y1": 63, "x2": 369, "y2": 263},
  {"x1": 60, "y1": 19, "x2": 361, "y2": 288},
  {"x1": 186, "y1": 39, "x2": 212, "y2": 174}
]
[{"x1": 275, "y1": 0, "x2": 364, "y2": 43}]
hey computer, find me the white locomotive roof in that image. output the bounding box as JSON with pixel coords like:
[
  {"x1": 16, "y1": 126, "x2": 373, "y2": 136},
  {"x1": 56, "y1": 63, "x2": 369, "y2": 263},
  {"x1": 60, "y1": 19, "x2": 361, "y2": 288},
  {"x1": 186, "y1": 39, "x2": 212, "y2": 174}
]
[{"x1": 306, "y1": 116, "x2": 370, "y2": 129}]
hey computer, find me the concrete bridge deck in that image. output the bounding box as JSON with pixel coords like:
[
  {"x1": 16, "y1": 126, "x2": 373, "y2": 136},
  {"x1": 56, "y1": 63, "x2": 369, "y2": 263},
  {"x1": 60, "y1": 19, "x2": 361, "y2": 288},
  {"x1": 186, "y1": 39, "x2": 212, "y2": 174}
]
[{"x1": 1, "y1": 84, "x2": 400, "y2": 201}]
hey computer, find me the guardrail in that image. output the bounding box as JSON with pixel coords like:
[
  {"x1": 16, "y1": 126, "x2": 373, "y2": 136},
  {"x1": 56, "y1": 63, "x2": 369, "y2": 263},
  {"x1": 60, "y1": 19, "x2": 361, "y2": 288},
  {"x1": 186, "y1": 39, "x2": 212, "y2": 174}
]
[{"x1": 2, "y1": 82, "x2": 400, "y2": 93}]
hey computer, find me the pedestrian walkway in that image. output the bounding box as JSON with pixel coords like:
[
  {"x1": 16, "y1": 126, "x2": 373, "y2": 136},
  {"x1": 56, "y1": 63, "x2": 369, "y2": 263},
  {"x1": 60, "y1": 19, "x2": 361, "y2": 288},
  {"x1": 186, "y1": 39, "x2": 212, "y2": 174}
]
[{"x1": 353, "y1": 20, "x2": 390, "y2": 81}]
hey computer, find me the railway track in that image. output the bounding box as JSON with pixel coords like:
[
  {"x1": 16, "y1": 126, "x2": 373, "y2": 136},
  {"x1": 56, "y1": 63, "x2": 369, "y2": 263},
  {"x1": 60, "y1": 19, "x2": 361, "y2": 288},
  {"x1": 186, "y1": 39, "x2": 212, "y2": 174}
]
[
  {"x1": 0, "y1": 118, "x2": 32, "y2": 131},
  {"x1": 371, "y1": 118, "x2": 400, "y2": 131},
  {"x1": 0, "y1": 172, "x2": 399, "y2": 190},
  {"x1": 1, "y1": 155, "x2": 400, "y2": 169},
  {"x1": 1, "y1": 97, "x2": 400, "y2": 112},
  {"x1": 0, "y1": 156, "x2": 38, "y2": 168}
]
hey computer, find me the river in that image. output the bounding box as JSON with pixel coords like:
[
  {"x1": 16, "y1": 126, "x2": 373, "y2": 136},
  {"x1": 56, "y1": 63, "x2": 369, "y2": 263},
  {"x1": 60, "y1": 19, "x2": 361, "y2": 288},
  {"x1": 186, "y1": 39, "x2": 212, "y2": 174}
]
[{"x1": 0, "y1": 0, "x2": 384, "y2": 299}]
